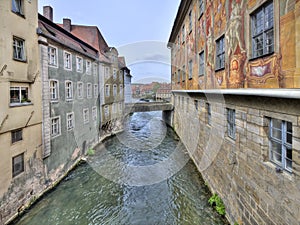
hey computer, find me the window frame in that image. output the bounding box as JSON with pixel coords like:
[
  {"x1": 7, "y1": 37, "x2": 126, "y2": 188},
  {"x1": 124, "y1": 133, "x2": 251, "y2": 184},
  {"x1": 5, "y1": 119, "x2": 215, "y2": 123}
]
[
  {"x1": 48, "y1": 45, "x2": 58, "y2": 67},
  {"x1": 113, "y1": 84, "x2": 117, "y2": 96},
  {"x1": 269, "y1": 118, "x2": 292, "y2": 172},
  {"x1": 188, "y1": 60, "x2": 193, "y2": 80},
  {"x1": 11, "y1": 129, "x2": 23, "y2": 144},
  {"x1": 64, "y1": 51, "x2": 72, "y2": 70},
  {"x1": 13, "y1": 36, "x2": 26, "y2": 62},
  {"x1": 199, "y1": 50, "x2": 205, "y2": 76},
  {"x1": 94, "y1": 84, "x2": 98, "y2": 98},
  {"x1": 66, "y1": 112, "x2": 75, "y2": 131},
  {"x1": 92, "y1": 106, "x2": 97, "y2": 121},
  {"x1": 83, "y1": 108, "x2": 89, "y2": 124},
  {"x1": 49, "y1": 79, "x2": 59, "y2": 102},
  {"x1": 65, "y1": 81, "x2": 73, "y2": 101},
  {"x1": 87, "y1": 83, "x2": 92, "y2": 99},
  {"x1": 104, "y1": 105, "x2": 109, "y2": 118},
  {"x1": 250, "y1": 1, "x2": 274, "y2": 59},
  {"x1": 227, "y1": 108, "x2": 236, "y2": 140},
  {"x1": 76, "y1": 56, "x2": 83, "y2": 72},
  {"x1": 215, "y1": 35, "x2": 225, "y2": 71},
  {"x1": 12, "y1": 153, "x2": 24, "y2": 178},
  {"x1": 86, "y1": 60, "x2": 91, "y2": 75},
  {"x1": 51, "y1": 116, "x2": 61, "y2": 138},
  {"x1": 182, "y1": 65, "x2": 186, "y2": 82},
  {"x1": 77, "y1": 82, "x2": 83, "y2": 99},
  {"x1": 105, "y1": 84, "x2": 110, "y2": 97},
  {"x1": 93, "y1": 63, "x2": 98, "y2": 76},
  {"x1": 12, "y1": 0, "x2": 24, "y2": 16}
]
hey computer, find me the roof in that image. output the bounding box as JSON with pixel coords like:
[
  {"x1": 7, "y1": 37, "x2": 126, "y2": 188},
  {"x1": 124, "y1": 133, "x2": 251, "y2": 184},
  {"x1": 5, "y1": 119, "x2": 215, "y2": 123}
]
[
  {"x1": 167, "y1": 0, "x2": 192, "y2": 47},
  {"x1": 38, "y1": 14, "x2": 98, "y2": 59}
]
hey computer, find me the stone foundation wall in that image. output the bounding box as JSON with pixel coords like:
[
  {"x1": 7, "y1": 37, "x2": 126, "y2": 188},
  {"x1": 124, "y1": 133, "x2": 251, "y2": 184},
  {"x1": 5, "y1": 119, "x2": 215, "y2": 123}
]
[{"x1": 172, "y1": 92, "x2": 300, "y2": 225}]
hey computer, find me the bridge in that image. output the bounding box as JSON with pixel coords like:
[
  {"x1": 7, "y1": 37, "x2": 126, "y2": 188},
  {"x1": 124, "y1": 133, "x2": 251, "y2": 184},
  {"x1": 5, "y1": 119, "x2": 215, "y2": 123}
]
[{"x1": 125, "y1": 102, "x2": 173, "y2": 113}]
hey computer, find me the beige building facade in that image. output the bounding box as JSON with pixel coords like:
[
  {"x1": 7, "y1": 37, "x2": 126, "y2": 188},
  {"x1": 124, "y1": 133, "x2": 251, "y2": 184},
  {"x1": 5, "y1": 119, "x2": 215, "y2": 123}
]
[{"x1": 0, "y1": 0, "x2": 44, "y2": 223}]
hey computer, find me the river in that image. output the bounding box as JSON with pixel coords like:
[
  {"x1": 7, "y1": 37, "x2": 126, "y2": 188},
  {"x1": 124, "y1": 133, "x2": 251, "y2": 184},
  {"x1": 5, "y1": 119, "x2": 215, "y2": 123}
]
[{"x1": 12, "y1": 112, "x2": 228, "y2": 225}]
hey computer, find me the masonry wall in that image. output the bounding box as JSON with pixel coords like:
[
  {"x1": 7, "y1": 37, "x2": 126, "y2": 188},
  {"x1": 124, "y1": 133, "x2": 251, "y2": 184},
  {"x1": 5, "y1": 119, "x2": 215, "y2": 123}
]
[{"x1": 172, "y1": 92, "x2": 300, "y2": 225}]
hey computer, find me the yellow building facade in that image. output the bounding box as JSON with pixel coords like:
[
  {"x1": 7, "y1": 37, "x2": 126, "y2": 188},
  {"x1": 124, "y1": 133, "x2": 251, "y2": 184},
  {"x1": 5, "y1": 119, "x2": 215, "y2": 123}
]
[{"x1": 0, "y1": 0, "x2": 43, "y2": 223}]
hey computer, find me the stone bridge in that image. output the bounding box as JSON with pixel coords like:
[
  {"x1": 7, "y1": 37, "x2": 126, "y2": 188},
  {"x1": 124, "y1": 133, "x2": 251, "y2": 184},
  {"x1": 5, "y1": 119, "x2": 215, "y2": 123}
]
[{"x1": 125, "y1": 102, "x2": 173, "y2": 113}]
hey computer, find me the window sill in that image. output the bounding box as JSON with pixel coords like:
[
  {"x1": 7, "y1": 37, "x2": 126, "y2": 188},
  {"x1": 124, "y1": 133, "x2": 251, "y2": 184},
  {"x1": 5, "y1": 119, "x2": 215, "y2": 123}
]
[
  {"x1": 264, "y1": 161, "x2": 294, "y2": 181},
  {"x1": 198, "y1": 12, "x2": 204, "y2": 20},
  {"x1": 66, "y1": 99, "x2": 73, "y2": 102},
  {"x1": 51, "y1": 100, "x2": 59, "y2": 103},
  {"x1": 13, "y1": 58, "x2": 27, "y2": 63},
  {"x1": 51, "y1": 134, "x2": 61, "y2": 139},
  {"x1": 199, "y1": 74, "x2": 204, "y2": 77},
  {"x1": 215, "y1": 67, "x2": 225, "y2": 73},
  {"x1": 49, "y1": 64, "x2": 58, "y2": 68},
  {"x1": 12, "y1": 11, "x2": 25, "y2": 18},
  {"x1": 10, "y1": 102, "x2": 33, "y2": 107},
  {"x1": 249, "y1": 52, "x2": 275, "y2": 62}
]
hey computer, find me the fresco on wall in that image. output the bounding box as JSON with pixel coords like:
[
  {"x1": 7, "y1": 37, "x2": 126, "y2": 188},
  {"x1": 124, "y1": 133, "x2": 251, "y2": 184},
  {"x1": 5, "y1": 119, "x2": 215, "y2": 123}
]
[{"x1": 214, "y1": 0, "x2": 227, "y2": 37}]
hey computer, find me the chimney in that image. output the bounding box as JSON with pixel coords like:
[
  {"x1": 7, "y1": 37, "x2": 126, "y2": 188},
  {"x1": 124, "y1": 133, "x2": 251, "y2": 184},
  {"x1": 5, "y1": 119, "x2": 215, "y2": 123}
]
[
  {"x1": 63, "y1": 18, "x2": 71, "y2": 32},
  {"x1": 43, "y1": 6, "x2": 53, "y2": 22}
]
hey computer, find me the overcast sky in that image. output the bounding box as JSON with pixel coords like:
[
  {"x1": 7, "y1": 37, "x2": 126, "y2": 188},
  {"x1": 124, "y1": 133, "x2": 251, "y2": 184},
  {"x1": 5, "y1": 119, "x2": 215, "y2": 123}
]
[{"x1": 38, "y1": 0, "x2": 181, "y2": 83}]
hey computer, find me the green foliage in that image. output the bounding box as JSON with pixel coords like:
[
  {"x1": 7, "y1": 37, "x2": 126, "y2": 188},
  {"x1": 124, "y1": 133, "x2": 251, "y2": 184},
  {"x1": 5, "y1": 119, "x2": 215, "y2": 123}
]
[
  {"x1": 208, "y1": 193, "x2": 226, "y2": 216},
  {"x1": 87, "y1": 148, "x2": 95, "y2": 156},
  {"x1": 234, "y1": 222, "x2": 240, "y2": 225}
]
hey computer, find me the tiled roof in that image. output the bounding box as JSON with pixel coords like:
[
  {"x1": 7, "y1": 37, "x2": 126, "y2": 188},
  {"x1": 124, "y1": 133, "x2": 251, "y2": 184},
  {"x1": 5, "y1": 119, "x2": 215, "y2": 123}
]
[{"x1": 38, "y1": 14, "x2": 98, "y2": 59}]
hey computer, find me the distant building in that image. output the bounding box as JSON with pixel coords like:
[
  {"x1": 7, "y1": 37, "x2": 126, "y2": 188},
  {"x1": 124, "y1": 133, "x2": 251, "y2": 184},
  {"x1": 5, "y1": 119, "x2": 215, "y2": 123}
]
[{"x1": 156, "y1": 84, "x2": 171, "y2": 101}]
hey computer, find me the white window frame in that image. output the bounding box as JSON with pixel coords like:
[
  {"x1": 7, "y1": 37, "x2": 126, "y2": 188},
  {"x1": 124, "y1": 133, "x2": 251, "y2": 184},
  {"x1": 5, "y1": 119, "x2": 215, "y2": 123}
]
[
  {"x1": 119, "y1": 102, "x2": 122, "y2": 112},
  {"x1": 104, "y1": 105, "x2": 109, "y2": 118},
  {"x1": 105, "y1": 67, "x2": 110, "y2": 80},
  {"x1": 92, "y1": 106, "x2": 97, "y2": 121},
  {"x1": 50, "y1": 79, "x2": 59, "y2": 101},
  {"x1": 64, "y1": 51, "x2": 72, "y2": 70},
  {"x1": 113, "y1": 84, "x2": 117, "y2": 96},
  {"x1": 93, "y1": 63, "x2": 98, "y2": 76},
  {"x1": 83, "y1": 108, "x2": 89, "y2": 124},
  {"x1": 77, "y1": 82, "x2": 83, "y2": 99},
  {"x1": 76, "y1": 56, "x2": 83, "y2": 72},
  {"x1": 113, "y1": 69, "x2": 117, "y2": 79},
  {"x1": 269, "y1": 118, "x2": 292, "y2": 172},
  {"x1": 94, "y1": 84, "x2": 98, "y2": 98},
  {"x1": 66, "y1": 112, "x2": 75, "y2": 131},
  {"x1": 86, "y1": 60, "x2": 91, "y2": 75},
  {"x1": 65, "y1": 81, "x2": 73, "y2": 101},
  {"x1": 51, "y1": 116, "x2": 61, "y2": 138},
  {"x1": 10, "y1": 86, "x2": 29, "y2": 105},
  {"x1": 227, "y1": 108, "x2": 236, "y2": 140},
  {"x1": 87, "y1": 83, "x2": 92, "y2": 98},
  {"x1": 13, "y1": 36, "x2": 26, "y2": 61},
  {"x1": 120, "y1": 84, "x2": 123, "y2": 95},
  {"x1": 48, "y1": 45, "x2": 58, "y2": 67},
  {"x1": 105, "y1": 84, "x2": 110, "y2": 97}
]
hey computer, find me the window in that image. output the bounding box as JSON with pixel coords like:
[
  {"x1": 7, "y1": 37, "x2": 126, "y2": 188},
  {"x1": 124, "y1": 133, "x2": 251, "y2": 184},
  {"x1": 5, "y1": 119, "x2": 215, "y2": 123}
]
[
  {"x1": 105, "y1": 84, "x2": 110, "y2": 97},
  {"x1": 120, "y1": 84, "x2": 123, "y2": 94},
  {"x1": 87, "y1": 83, "x2": 92, "y2": 98},
  {"x1": 76, "y1": 56, "x2": 83, "y2": 72},
  {"x1": 177, "y1": 35, "x2": 180, "y2": 46},
  {"x1": 65, "y1": 81, "x2": 73, "y2": 100},
  {"x1": 51, "y1": 116, "x2": 61, "y2": 137},
  {"x1": 199, "y1": 51, "x2": 204, "y2": 76},
  {"x1": 86, "y1": 60, "x2": 91, "y2": 74},
  {"x1": 119, "y1": 70, "x2": 123, "y2": 80},
  {"x1": 119, "y1": 102, "x2": 122, "y2": 112},
  {"x1": 216, "y1": 36, "x2": 225, "y2": 70},
  {"x1": 269, "y1": 118, "x2": 292, "y2": 172},
  {"x1": 83, "y1": 108, "x2": 89, "y2": 124},
  {"x1": 189, "y1": 11, "x2": 192, "y2": 32},
  {"x1": 77, "y1": 82, "x2": 83, "y2": 99},
  {"x1": 12, "y1": 153, "x2": 24, "y2": 177},
  {"x1": 50, "y1": 80, "x2": 58, "y2": 101},
  {"x1": 11, "y1": 129, "x2": 22, "y2": 143},
  {"x1": 177, "y1": 69, "x2": 180, "y2": 83},
  {"x1": 113, "y1": 69, "x2": 117, "y2": 79},
  {"x1": 227, "y1": 108, "x2": 236, "y2": 139},
  {"x1": 182, "y1": 25, "x2": 185, "y2": 43},
  {"x1": 104, "y1": 105, "x2": 109, "y2": 118},
  {"x1": 113, "y1": 84, "x2": 117, "y2": 96},
  {"x1": 199, "y1": 0, "x2": 204, "y2": 18},
  {"x1": 94, "y1": 84, "x2": 98, "y2": 98},
  {"x1": 206, "y1": 103, "x2": 211, "y2": 125},
  {"x1": 92, "y1": 107, "x2": 97, "y2": 121},
  {"x1": 10, "y1": 86, "x2": 29, "y2": 104},
  {"x1": 66, "y1": 112, "x2": 74, "y2": 131},
  {"x1": 188, "y1": 60, "x2": 193, "y2": 79},
  {"x1": 182, "y1": 65, "x2": 186, "y2": 82},
  {"x1": 13, "y1": 37, "x2": 26, "y2": 61},
  {"x1": 48, "y1": 46, "x2": 58, "y2": 67},
  {"x1": 105, "y1": 67, "x2": 110, "y2": 79},
  {"x1": 12, "y1": 0, "x2": 23, "y2": 15},
  {"x1": 93, "y1": 63, "x2": 98, "y2": 76},
  {"x1": 112, "y1": 103, "x2": 116, "y2": 114},
  {"x1": 64, "y1": 51, "x2": 72, "y2": 70},
  {"x1": 251, "y1": 1, "x2": 274, "y2": 58},
  {"x1": 194, "y1": 100, "x2": 198, "y2": 111}
]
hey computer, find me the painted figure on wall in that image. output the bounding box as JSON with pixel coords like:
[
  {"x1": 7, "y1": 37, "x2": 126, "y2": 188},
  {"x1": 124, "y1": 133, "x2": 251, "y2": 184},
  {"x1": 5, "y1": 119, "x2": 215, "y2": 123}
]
[{"x1": 226, "y1": 0, "x2": 246, "y2": 57}]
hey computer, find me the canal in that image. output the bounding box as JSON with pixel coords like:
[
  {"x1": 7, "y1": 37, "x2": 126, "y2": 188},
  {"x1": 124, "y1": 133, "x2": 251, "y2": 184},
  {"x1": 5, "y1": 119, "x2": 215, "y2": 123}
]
[{"x1": 12, "y1": 112, "x2": 228, "y2": 225}]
